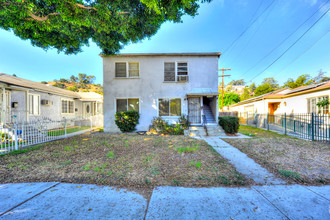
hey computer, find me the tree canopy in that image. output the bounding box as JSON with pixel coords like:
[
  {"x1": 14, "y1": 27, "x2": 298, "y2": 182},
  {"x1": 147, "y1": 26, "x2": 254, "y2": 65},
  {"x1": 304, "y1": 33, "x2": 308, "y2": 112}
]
[
  {"x1": 228, "y1": 79, "x2": 245, "y2": 86},
  {"x1": 0, "y1": 0, "x2": 211, "y2": 55},
  {"x1": 219, "y1": 93, "x2": 240, "y2": 108},
  {"x1": 283, "y1": 74, "x2": 313, "y2": 89}
]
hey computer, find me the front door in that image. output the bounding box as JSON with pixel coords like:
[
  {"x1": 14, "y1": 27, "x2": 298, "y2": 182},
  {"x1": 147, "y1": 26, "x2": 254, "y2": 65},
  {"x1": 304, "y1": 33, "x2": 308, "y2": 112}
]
[
  {"x1": 83, "y1": 103, "x2": 92, "y2": 118},
  {"x1": 188, "y1": 97, "x2": 201, "y2": 124}
]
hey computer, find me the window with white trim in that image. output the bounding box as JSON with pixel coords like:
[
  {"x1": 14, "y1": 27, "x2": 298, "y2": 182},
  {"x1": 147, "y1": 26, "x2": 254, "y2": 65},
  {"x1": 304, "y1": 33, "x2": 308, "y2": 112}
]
[
  {"x1": 307, "y1": 96, "x2": 329, "y2": 114},
  {"x1": 61, "y1": 99, "x2": 74, "y2": 114},
  {"x1": 158, "y1": 98, "x2": 181, "y2": 116},
  {"x1": 28, "y1": 94, "x2": 40, "y2": 115},
  {"x1": 116, "y1": 98, "x2": 139, "y2": 112},
  {"x1": 164, "y1": 62, "x2": 188, "y2": 82},
  {"x1": 115, "y1": 62, "x2": 139, "y2": 78}
]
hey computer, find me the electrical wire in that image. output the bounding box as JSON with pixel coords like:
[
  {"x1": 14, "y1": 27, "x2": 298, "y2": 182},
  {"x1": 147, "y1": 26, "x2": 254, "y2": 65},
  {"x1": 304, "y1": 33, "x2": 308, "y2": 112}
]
[
  {"x1": 276, "y1": 31, "x2": 329, "y2": 75},
  {"x1": 248, "y1": 6, "x2": 329, "y2": 82},
  {"x1": 222, "y1": 0, "x2": 275, "y2": 55},
  {"x1": 242, "y1": 0, "x2": 329, "y2": 79}
]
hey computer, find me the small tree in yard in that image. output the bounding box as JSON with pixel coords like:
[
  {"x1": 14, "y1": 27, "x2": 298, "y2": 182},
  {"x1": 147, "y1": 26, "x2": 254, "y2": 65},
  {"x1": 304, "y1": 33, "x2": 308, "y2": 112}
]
[{"x1": 115, "y1": 111, "x2": 140, "y2": 132}]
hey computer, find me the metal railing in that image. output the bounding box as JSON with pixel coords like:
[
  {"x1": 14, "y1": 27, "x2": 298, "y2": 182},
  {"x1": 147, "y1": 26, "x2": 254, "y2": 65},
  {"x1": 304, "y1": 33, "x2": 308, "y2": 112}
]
[
  {"x1": 0, "y1": 117, "x2": 99, "y2": 155},
  {"x1": 239, "y1": 112, "x2": 330, "y2": 143},
  {"x1": 202, "y1": 114, "x2": 208, "y2": 136}
]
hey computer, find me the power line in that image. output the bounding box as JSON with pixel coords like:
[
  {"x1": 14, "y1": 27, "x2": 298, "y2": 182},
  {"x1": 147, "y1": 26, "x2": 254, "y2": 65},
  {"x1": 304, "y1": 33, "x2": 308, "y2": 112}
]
[
  {"x1": 228, "y1": 2, "x2": 274, "y2": 66},
  {"x1": 242, "y1": 0, "x2": 330, "y2": 79},
  {"x1": 276, "y1": 31, "x2": 329, "y2": 75},
  {"x1": 222, "y1": 0, "x2": 274, "y2": 55},
  {"x1": 248, "y1": 6, "x2": 329, "y2": 82}
]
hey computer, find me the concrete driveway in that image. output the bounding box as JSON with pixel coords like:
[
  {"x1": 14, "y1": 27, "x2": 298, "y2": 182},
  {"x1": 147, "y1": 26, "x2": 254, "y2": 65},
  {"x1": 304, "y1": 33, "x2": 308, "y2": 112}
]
[{"x1": 0, "y1": 182, "x2": 329, "y2": 219}]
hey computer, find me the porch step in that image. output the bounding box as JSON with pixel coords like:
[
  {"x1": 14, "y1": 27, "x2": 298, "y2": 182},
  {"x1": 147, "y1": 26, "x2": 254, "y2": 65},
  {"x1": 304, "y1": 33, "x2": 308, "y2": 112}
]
[
  {"x1": 184, "y1": 125, "x2": 225, "y2": 137},
  {"x1": 206, "y1": 125, "x2": 226, "y2": 136}
]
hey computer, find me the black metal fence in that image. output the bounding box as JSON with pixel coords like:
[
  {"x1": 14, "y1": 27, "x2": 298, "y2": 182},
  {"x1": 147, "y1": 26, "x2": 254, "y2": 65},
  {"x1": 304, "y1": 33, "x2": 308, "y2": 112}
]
[{"x1": 239, "y1": 112, "x2": 330, "y2": 143}]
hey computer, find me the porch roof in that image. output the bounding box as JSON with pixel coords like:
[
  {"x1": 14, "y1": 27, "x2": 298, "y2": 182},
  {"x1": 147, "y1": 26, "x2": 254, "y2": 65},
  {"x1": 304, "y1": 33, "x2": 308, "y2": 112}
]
[
  {"x1": 187, "y1": 88, "x2": 218, "y2": 96},
  {"x1": 77, "y1": 92, "x2": 103, "y2": 102}
]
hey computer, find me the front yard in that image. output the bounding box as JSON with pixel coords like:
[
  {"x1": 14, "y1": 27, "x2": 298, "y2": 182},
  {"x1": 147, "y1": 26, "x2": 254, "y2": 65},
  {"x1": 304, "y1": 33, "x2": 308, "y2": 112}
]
[
  {"x1": 225, "y1": 125, "x2": 330, "y2": 184},
  {"x1": 0, "y1": 133, "x2": 250, "y2": 187}
]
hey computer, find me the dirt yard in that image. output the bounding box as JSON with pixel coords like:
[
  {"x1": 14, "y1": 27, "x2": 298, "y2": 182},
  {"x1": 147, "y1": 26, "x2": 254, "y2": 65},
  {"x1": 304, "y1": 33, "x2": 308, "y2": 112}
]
[
  {"x1": 225, "y1": 126, "x2": 330, "y2": 184},
  {"x1": 0, "y1": 133, "x2": 251, "y2": 187}
]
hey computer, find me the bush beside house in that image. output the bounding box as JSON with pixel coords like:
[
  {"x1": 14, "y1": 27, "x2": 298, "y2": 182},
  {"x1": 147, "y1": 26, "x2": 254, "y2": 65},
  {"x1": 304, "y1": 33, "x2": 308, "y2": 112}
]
[
  {"x1": 219, "y1": 116, "x2": 240, "y2": 134},
  {"x1": 115, "y1": 111, "x2": 140, "y2": 132},
  {"x1": 151, "y1": 115, "x2": 188, "y2": 135}
]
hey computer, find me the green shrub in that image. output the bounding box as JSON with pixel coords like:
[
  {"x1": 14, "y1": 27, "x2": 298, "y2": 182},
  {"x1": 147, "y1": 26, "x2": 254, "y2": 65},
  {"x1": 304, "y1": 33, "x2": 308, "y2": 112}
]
[
  {"x1": 151, "y1": 117, "x2": 185, "y2": 135},
  {"x1": 218, "y1": 116, "x2": 239, "y2": 134},
  {"x1": 115, "y1": 111, "x2": 140, "y2": 132}
]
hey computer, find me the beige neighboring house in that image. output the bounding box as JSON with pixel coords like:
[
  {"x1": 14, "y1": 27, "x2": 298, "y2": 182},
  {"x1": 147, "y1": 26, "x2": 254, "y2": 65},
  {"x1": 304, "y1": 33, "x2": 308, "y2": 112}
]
[
  {"x1": 231, "y1": 81, "x2": 330, "y2": 115},
  {"x1": 0, "y1": 73, "x2": 103, "y2": 125}
]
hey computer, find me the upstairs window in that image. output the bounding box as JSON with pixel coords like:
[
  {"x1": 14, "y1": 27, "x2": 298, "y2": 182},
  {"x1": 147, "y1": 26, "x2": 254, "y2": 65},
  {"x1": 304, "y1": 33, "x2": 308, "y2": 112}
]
[
  {"x1": 115, "y1": 62, "x2": 139, "y2": 78},
  {"x1": 61, "y1": 99, "x2": 74, "y2": 114},
  {"x1": 116, "y1": 98, "x2": 139, "y2": 112},
  {"x1": 164, "y1": 62, "x2": 188, "y2": 82},
  {"x1": 28, "y1": 94, "x2": 40, "y2": 115},
  {"x1": 164, "y1": 62, "x2": 175, "y2": 82}
]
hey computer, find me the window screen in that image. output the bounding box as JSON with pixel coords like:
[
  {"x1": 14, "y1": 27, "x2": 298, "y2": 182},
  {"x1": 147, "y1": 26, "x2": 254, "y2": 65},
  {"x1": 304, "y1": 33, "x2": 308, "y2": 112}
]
[
  {"x1": 129, "y1": 62, "x2": 139, "y2": 77},
  {"x1": 115, "y1": 62, "x2": 127, "y2": 77},
  {"x1": 164, "y1": 62, "x2": 175, "y2": 81},
  {"x1": 116, "y1": 99, "x2": 127, "y2": 112},
  {"x1": 177, "y1": 62, "x2": 188, "y2": 76}
]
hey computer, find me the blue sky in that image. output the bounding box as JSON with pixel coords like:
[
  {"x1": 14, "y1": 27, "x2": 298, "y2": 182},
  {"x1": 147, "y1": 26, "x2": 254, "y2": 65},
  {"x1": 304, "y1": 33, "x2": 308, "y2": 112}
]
[{"x1": 0, "y1": 0, "x2": 329, "y2": 85}]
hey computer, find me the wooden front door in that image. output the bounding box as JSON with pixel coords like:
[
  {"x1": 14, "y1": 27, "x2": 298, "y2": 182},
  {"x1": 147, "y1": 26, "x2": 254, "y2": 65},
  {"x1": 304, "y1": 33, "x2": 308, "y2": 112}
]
[
  {"x1": 188, "y1": 97, "x2": 201, "y2": 124},
  {"x1": 268, "y1": 102, "x2": 280, "y2": 123}
]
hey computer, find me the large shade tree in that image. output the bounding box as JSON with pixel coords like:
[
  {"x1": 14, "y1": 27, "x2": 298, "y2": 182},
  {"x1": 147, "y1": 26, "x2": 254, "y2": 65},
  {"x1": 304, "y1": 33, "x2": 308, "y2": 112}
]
[{"x1": 0, "y1": 0, "x2": 211, "y2": 55}]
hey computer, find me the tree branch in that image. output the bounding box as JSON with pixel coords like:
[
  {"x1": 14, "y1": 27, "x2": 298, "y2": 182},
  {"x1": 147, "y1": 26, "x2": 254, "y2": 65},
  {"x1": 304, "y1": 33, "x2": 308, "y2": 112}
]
[{"x1": 28, "y1": 12, "x2": 60, "y2": 21}]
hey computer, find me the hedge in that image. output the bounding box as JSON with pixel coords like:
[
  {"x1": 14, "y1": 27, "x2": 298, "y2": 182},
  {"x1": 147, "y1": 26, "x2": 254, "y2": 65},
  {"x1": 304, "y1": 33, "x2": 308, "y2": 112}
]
[
  {"x1": 218, "y1": 116, "x2": 239, "y2": 134},
  {"x1": 115, "y1": 111, "x2": 140, "y2": 132}
]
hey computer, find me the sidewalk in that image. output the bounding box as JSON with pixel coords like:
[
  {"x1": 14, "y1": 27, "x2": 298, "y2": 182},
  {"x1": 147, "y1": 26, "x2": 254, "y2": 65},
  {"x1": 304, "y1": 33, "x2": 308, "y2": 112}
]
[
  {"x1": 202, "y1": 136, "x2": 285, "y2": 185},
  {"x1": 0, "y1": 182, "x2": 329, "y2": 219}
]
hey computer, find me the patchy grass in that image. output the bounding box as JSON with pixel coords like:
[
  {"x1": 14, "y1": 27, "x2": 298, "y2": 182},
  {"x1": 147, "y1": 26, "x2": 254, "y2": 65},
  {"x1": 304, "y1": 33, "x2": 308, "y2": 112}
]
[
  {"x1": 47, "y1": 126, "x2": 90, "y2": 137},
  {"x1": 225, "y1": 125, "x2": 330, "y2": 184},
  {"x1": 0, "y1": 133, "x2": 251, "y2": 187}
]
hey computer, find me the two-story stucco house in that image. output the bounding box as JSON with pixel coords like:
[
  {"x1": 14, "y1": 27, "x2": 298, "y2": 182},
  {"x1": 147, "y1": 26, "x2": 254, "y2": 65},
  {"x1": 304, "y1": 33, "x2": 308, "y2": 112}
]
[{"x1": 102, "y1": 52, "x2": 221, "y2": 132}]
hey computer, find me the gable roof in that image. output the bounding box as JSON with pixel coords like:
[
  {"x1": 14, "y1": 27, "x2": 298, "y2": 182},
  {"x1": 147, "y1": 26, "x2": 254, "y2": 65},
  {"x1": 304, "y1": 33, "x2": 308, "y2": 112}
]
[{"x1": 0, "y1": 73, "x2": 80, "y2": 98}]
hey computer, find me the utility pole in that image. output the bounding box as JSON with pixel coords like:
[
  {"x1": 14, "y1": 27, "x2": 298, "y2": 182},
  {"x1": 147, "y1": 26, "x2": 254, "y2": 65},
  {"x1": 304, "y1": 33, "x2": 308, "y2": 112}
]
[{"x1": 218, "y1": 68, "x2": 231, "y2": 112}]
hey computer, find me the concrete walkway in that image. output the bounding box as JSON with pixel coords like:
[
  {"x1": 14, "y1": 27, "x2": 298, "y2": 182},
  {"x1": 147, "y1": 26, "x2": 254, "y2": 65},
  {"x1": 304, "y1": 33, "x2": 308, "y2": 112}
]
[
  {"x1": 202, "y1": 136, "x2": 286, "y2": 185},
  {"x1": 0, "y1": 182, "x2": 329, "y2": 219}
]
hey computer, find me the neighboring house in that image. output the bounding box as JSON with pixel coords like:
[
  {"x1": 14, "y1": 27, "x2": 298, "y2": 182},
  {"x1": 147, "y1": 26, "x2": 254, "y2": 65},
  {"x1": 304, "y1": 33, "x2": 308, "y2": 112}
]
[
  {"x1": 0, "y1": 73, "x2": 103, "y2": 124},
  {"x1": 102, "y1": 52, "x2": 221, "y2": 132},
  {"x1": 231, "y1": 81, "x2": 330, "y2": 115}
]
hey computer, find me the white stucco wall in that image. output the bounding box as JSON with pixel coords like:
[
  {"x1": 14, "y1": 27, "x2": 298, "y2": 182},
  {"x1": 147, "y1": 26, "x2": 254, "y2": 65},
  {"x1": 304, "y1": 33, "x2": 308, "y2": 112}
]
[
  {"x1": 27, "y1": 91, "x2": 79, "y2": 121},
  {"x1": 103, "y1": 55, "x2": 219, "y2": 132},
  {"x1": 11, "y1": 90, "x2": 27, "y2": 122}
]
